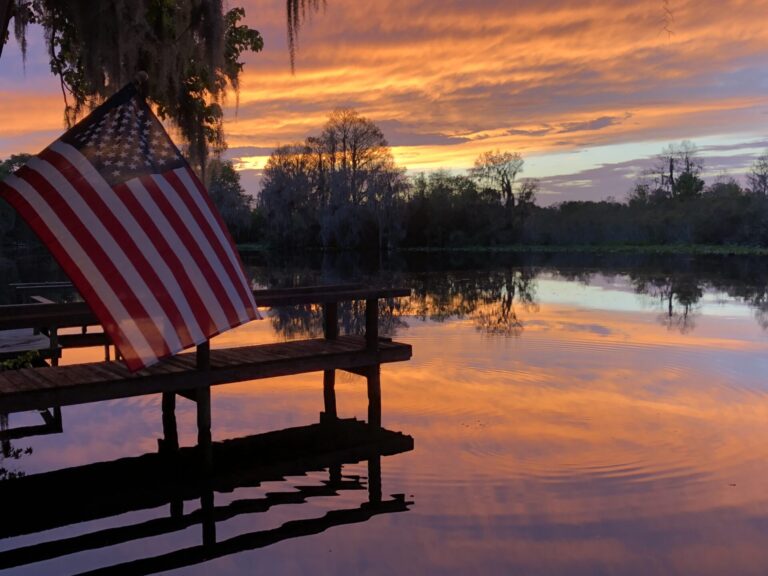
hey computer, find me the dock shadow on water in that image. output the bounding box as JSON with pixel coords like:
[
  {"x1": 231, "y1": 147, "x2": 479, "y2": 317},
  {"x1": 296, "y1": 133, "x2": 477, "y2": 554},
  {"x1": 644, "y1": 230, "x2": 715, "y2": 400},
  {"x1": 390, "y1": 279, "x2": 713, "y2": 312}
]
[
  {"x1": 0, "y1": 419, "x2": 413, "y2": 575},
  {"x1": 4, "y1": 248, "x2": 768, "y2": 574}
]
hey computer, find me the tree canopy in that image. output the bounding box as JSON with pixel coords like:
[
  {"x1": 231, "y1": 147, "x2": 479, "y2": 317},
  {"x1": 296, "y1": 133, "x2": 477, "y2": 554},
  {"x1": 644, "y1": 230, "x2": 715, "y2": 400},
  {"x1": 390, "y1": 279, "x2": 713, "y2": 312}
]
[
  {"x1": 748, "y1": 152, "x2": 768, "y2": 197},
  {"x1": 259, "y1": 108, "x2": 406, "y2": 249},
  {"x1": 0, "y1": 153, "x2": 31, "y2": 236},
  {"x1": 0, "y1": 1, "x2": 325, "y2": 173},
  {"x1": 470, "y1": 150, "x2": 524, "y2": 208}
]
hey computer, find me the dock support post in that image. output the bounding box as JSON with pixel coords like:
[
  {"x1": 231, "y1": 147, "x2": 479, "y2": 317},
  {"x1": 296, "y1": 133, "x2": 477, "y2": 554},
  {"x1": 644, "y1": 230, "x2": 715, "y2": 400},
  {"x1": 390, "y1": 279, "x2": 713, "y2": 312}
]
[
  {"x1": 201, "y1": 482, "x2": 216, "y2": 548},
  {"x1": 365, "y1": 299, "x2": 378, "y2": 349},
  {"x1": 159, "y1": 392, "x2": 179, "y2": 453},
  {"x1": 322, "y1": 370, "x2": 337, "y2": 423},
  {"x1": 367, "y1": 365, "x2": 381, "y2": 431},
  {"x1": 49, "y1": 326, "x2": 59, "y2": 367},
  {"x1": 322, "y1": 302, "x2": 339, "y2": 424},
  {"x1": 197, "y1": 341, "x2": 216, "y2": 549},
  {"x1": 196, "y1": 340, "x2": 212, "y2": 468},
  {"x1": 0, "y1": 413, "x2": 9, "y2": 457},
  {"x1": 196, "y1": 340, "x2": 210, "y2": 371},
  {"x1": 323, "y1": 302, "x2": 339, "y2": 340},
  {"x1": 329, "y1": 463, "x2": 342, "y2": 487},
  {"x1": 368, "y1": 454, "x2": 382, "y2": 506},
  {"x1": 197, "y1": 385, "x2": 213, "y2": 467}
]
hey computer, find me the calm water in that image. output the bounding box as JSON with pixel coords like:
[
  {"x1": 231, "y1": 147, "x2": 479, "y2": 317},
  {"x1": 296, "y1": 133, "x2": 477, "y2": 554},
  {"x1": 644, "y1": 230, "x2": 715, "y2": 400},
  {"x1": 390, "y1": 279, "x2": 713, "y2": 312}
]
[{"x1": 2, "y1": 251, "x2": 768, "y2": 574}]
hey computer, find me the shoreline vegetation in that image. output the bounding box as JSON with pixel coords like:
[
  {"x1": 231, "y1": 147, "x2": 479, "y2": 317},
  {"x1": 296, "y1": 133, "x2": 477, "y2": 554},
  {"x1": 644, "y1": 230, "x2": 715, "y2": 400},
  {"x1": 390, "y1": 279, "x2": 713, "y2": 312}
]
[
  {"x1": 4, "y1": 119, "x2": 768, "y2": 258},
  {"x1": 252, "y1": 118, "x2": 768, "y2": 254},
  {"x1": 235, "y1": 243, "x2": 768, "y2": 256}
]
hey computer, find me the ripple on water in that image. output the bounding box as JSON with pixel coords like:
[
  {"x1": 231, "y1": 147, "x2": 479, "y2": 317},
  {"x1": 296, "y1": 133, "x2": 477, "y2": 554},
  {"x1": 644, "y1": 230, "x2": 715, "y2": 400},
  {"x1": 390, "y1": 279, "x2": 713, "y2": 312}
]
[{"x1": 395, "y1": 314, "x2": 768, "y2": 506}]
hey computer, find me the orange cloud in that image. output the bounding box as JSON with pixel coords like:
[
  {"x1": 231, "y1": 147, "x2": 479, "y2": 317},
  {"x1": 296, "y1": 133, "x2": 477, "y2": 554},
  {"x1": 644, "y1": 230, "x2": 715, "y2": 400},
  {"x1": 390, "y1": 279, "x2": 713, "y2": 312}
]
[
  {"x1": 221, "y1": 0, "x2": 768, "y2": 180},
  {"x1": 2, "y1": 0, "x2": 767, "y2": 200}
]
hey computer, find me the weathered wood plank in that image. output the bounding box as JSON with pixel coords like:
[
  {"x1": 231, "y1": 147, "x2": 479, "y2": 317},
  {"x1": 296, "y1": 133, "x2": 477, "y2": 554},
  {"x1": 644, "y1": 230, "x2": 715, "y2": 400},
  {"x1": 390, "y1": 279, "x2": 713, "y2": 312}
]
[
  {"x1": 0, "y1": 302, "x2": 96, "y2": 330},
  {"x1": 57, "y1": 332, "x2": 109, "y2": 349},
  {"x1": 28, "y1": 295, "x2": 55, "y2": 304},
  {"x1": 0, "y1": 329, "x2": 51, "y2": 355},
  {"x1": 10, "y1": 281, "x2": 73, "y2": 290},
  {"x1": 210, "y1": 348, "x2": 253, "y2": 365},
  {"x1": 160, "y1": 355, "x2": 197, "y2": 371}
]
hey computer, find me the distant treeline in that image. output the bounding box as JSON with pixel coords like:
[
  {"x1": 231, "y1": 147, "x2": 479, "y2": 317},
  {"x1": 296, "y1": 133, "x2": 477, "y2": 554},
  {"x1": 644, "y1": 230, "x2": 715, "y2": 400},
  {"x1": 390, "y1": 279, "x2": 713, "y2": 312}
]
[
  {"x1": 252, "y1": 113, "x2": 768, "y2": 250},
  {"x1": 3, "y1": 116, "x2": 768, "y2": 251}
]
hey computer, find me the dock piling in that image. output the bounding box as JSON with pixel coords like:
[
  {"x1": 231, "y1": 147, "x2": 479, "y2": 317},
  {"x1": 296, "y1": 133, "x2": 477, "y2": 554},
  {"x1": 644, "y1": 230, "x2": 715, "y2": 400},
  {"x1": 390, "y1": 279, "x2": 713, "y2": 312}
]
[
  {"x1": 322, "y1": 370, "x2": 337, "y2": 422},
  {"x1": 367, "y1": 365, "x2": 382, "y2": 430},
  {"x1": 160, "y1": 392, "x2": 179, "y2": 453}
]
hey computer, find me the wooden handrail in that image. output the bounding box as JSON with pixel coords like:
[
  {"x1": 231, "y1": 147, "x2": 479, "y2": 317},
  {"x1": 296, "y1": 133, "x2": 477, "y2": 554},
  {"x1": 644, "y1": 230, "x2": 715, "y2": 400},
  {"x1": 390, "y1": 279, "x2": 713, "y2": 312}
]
[
  {"x1": 252, "y1": 283, "x2": 363, "y2": 297},
  {"x1": 255, "y1": 287, "x2": 410, "y2": 307},
  {"x1": 0, "y1": 286, "x2": 411, "y2": 330},
  {"x1": 0, "y1": 301, "x2": 95, "y2": 330}
]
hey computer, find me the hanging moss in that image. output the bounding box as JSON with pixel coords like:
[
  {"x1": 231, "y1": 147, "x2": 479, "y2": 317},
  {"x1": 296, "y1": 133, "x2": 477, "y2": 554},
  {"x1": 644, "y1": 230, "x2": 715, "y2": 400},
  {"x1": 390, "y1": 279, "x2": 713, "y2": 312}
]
[
  {"x1": 2, "y1": 0, "x2": 263, "y2": 174},
  {"x1": 286, "y1": 0, "x2": 323, "y2": 71}
]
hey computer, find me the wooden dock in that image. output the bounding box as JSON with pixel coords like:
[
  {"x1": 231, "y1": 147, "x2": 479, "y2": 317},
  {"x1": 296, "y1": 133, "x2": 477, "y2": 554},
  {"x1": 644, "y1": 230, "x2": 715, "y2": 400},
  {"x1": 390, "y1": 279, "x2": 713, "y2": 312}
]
[
  {"x1": 0, "y1": 285, "x2": 412, "y2": 451},
  {"x1": 0, "y1": 285, "x2": 415, "y2": 573},
  {"x1": 0, "y1": 335, "x2": 410, "y2": 413}
]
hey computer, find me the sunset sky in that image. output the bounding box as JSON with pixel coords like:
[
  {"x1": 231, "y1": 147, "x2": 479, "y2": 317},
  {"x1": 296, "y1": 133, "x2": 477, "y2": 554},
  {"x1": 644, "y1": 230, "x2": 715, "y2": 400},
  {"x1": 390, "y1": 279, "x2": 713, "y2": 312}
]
[{"x1": 1, "y1": 0, "x2": 767, "y2": 202}]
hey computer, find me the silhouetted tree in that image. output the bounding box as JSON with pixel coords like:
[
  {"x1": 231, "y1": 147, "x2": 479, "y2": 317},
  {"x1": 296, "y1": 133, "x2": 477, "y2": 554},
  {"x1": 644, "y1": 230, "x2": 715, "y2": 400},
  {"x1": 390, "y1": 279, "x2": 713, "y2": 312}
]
[
  {"x1": 259, "y1": 143, "x2": 318, "y2": 248},
  {"x1": 471, "y1": 150, "x2": 523, "y2": 208},
  {"x1": 206, "y1": 159, "x2": 253, "y2": 241},
  {"x1": 748, "y1": 152, "x2": 768, "y2": 197},
  {"x1": 469, "y1": 150, "x2": 539, "y2": 240},
  {"x1": 0, "y1": 154, "x2": 29, "y2": 239},
  {"x1": 259, "y1": 109, "x2": 405, "y2": 250},
  {"x1": 652, "y1": 141, "x2": 705, "y2": 201}
]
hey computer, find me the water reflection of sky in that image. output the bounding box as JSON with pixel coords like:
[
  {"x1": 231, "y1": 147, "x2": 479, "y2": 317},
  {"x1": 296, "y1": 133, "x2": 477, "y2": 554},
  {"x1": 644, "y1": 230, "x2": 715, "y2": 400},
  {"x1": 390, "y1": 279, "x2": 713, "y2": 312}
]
[
  {"x1": 537, "y1": 273, "x2": 758, "y2": 320},
  {"x1": 3, "y1": 271, "x2": 768, "y2": 574}
]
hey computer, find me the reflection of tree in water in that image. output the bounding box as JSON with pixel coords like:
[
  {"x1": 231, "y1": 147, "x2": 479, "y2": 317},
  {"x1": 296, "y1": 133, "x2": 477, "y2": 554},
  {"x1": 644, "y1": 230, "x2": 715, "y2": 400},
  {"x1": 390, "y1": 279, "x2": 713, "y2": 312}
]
[
  {"x1": 471, "y1": 271, "x2": 539, "y2": 336},
  {"x1": 741, "y1": 290, "x2": 768, "y2": 331},
  {"x1": 248, "y1": 252, "x2": 768, "y2": 336},
  {"x1": 407, "y1": 268, "x2": 538, "y2": 336},
  {"x1": 269, "y1": 299, "x2": 409, "y2": 340},
  {"x1": 265, "y1": 268, "x2": 539, "y2": 340},
  {"x1": 633, "y1": 274, "x2": 703, "y2": 333},
  {"x1": 715, "y1": 283, "x2": 768, "y2": 331}
]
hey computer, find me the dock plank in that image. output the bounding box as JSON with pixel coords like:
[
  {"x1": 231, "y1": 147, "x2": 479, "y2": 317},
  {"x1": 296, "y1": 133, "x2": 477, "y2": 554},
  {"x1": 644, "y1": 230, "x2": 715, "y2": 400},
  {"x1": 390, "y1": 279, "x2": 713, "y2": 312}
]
[
  {"x1": 0, "y1": 329, "x2": 51, "y2": 356},
  {"x1": 0, "y1": 336, "x2": 411, "y2": 413}
]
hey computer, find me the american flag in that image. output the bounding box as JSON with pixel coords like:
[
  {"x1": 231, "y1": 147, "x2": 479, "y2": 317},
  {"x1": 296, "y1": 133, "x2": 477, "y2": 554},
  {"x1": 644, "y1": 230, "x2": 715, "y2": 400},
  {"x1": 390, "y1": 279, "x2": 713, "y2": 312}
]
[{"x1": 0, "y1": 82, "x2": 259, "y2": 371}]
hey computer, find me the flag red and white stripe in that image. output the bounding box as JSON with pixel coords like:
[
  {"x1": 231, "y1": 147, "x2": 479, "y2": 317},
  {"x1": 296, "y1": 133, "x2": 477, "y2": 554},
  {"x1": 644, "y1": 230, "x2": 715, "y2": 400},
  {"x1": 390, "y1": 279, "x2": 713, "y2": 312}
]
[{"x1": 0, "y1": 83, "x2": 258, "y2": 371}]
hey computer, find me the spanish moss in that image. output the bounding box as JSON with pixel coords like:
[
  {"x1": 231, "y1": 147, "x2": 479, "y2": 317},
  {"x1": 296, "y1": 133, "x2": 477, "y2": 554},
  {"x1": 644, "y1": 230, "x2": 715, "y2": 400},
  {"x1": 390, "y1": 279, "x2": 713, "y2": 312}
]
[
  {"x1": 1, "y1": 0, "x2": 262, "y2": 174},
  {"x1": 286, "y1": 0, "x2": 324, "y2": 71}
]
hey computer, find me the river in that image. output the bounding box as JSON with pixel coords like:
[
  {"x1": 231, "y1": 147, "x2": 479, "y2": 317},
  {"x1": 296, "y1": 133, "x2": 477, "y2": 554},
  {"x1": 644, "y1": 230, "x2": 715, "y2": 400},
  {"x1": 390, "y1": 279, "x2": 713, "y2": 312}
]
[{"x1": 1, "y1": 250, "x2": 768, "y2": 575}]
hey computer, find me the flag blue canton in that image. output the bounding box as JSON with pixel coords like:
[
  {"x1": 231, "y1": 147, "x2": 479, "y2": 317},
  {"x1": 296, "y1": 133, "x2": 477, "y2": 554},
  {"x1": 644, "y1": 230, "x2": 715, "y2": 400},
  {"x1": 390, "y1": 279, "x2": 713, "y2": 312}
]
[{"x1": 62, "y1": 85, "x2": 185, "y2": 186}]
